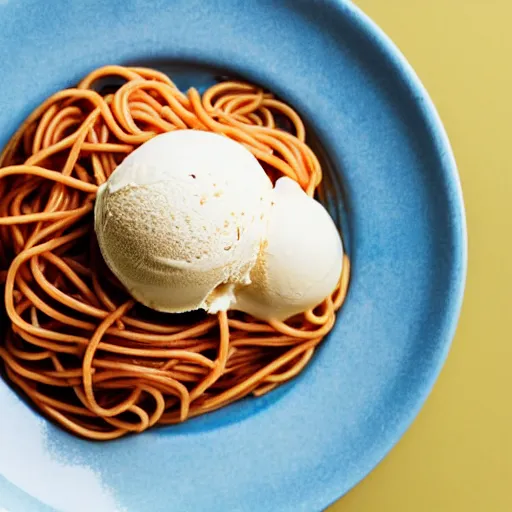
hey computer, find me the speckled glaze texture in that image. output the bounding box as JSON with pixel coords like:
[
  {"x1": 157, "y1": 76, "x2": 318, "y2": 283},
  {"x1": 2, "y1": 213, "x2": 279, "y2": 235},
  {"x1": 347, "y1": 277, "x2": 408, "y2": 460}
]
[{"x1": 0, "y1": 0, "x2": 466, "y2": 511}]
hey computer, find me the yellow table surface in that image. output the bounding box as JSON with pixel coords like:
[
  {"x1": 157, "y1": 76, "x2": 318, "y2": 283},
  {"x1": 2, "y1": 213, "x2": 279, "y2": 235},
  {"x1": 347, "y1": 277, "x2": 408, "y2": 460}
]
[{"x1": 329, "y1": 1, "x2": 512, "y2": 511}]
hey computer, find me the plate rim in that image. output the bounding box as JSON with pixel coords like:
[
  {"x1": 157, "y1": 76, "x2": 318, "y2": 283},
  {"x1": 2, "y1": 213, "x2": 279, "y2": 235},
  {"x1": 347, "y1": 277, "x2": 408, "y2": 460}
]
[{"x1": 321, "y1": 0, "x2": 467, "y2": 507}]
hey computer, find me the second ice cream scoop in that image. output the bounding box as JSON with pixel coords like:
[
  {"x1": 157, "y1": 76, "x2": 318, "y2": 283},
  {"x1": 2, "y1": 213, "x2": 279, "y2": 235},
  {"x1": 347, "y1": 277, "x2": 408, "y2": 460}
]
[{"x1": 233, "y1": 177, "x2": 343, "y2": 321}]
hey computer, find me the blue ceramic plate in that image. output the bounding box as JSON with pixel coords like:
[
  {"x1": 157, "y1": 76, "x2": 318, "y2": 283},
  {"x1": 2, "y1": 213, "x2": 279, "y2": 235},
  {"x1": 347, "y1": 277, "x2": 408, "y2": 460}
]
[{"x1": 0, "y1": 1, "x2": 466, "y2": 511}]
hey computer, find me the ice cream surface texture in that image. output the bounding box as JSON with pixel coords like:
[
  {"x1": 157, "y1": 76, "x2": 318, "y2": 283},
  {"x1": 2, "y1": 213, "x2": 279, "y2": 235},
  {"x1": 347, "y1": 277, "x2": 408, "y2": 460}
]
[
  {"x1": 233, "y1": 177, "x2": 343, "y2": 321},
  {"x1": 94, "y1": 130, "x2": 272, "y2": 313},
  {"x1": 95, "y1": 130, "x2": 343, "y2": 320}
]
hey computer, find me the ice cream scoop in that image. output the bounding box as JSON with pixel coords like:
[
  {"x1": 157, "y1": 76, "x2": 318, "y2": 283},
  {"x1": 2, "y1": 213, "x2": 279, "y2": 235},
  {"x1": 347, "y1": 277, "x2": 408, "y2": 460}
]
[
  {"x1": 94, "y1": 130, "x2": 272, "y2": 313},
  {"x1": 233, "y1": 177, "x2": 343, "y2": 321}
]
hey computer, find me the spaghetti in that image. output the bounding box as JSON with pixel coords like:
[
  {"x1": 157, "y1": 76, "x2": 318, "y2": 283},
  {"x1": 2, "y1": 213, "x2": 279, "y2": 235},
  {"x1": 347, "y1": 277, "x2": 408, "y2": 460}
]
[{"x1": 0, "y1": 65, "x2": 350, "y2": 440}]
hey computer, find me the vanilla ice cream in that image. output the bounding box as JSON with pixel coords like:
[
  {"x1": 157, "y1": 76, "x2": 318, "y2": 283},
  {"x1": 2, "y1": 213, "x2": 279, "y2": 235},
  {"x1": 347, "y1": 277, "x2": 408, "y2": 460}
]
[
  {"x1": 233, "y1": 177, "x2": 343, "y2": 321},
  {"x1": 94, "y1": 130, "x2": 272, "y2": 313}
]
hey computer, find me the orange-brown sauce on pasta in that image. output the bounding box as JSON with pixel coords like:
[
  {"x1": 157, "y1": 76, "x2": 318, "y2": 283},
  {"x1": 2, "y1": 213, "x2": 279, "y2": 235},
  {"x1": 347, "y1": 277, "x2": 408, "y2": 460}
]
[{"x1": 0, "y1": 66, "x2": 349, "y2": 440}]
